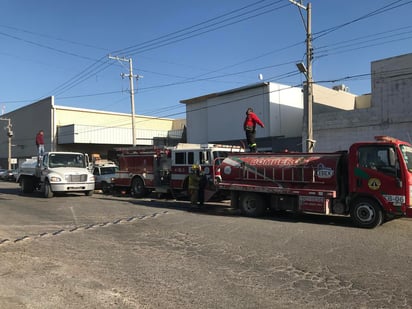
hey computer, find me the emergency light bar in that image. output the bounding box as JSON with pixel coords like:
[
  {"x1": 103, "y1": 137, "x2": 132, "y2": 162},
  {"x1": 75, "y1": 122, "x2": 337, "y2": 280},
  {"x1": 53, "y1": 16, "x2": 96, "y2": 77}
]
[{"x1": 374, "y1": 136, "x2": 401, "y2": 143}]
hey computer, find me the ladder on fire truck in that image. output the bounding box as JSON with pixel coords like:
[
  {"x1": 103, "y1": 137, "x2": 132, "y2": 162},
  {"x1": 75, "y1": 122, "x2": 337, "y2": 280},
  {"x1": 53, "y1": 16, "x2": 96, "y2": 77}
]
[{"x1": 241, "y1": 164, "x2": 321, "y2": 184}]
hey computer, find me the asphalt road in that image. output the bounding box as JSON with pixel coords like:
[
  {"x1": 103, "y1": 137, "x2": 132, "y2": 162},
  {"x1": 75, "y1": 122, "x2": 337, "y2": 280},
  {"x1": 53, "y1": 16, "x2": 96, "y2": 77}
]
[{"x1": 0, "y1": 181, "x2": 412, "y2": 309}]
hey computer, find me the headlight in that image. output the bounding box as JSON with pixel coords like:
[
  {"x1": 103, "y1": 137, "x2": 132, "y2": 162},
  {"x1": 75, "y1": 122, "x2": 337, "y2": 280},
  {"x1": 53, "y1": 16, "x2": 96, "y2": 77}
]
[
  {"x1": 49, "y1": 176, "x2": 62, "y2": 182},
  {"x1": 90, "y1": 175, "x2": 95, "y2": 182}
]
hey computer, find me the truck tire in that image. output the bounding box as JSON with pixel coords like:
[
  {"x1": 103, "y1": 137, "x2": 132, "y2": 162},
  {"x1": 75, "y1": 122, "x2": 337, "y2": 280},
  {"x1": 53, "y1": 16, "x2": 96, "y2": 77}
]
[
  {"x1": 239, "y1": 192, "x2": 266, "y2": 217},
  {"x1": 350, "y1": 198, "x2": 383, "y2": 228},
  {"x1": 130, "y1": 177, "x2": 146, "y2": 198},
  {"x1": 21, "y1": 177, "x2": 34, "y2": 194},
  {"x1": 85, "y1": 190, "x2": 94, "y2": 196},
  {"x1": 101, "y1": 182, "x2": 111, "y2": 194},
  {"x1": 44, "y1": 180, "x2": 54, "y2": 198}
]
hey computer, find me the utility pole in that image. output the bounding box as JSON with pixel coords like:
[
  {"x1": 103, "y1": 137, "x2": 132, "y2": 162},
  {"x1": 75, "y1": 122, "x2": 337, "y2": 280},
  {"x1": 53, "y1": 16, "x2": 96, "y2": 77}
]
[
  {"x1": 290, "y1": 0, "x2": 314, "y2": 152},
  {"x1": 0, "y1": 117, "x2": 13, "y2": 169},
  {"x1": 108, "y1": 55, "x2": 142, "y2": 147}
]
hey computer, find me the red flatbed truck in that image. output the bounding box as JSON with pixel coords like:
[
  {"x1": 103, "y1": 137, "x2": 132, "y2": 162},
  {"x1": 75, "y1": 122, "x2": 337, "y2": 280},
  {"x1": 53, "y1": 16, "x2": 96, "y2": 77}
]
[{"x1": 217, "y1": 136, "x2": 412, "y2": 228}]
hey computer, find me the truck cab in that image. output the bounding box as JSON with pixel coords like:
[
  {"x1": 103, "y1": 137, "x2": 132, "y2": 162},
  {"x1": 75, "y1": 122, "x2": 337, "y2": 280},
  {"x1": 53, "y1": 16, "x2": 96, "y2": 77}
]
[
  {"x1": 348, "y1": 136, "x2": 412, "y2": 225},
  {"x1": 17, "y1": 152, "x2": 95, "y2": 198},
  {"x1": 92, "y1": 160, "x2": 119, "y2": 193}
]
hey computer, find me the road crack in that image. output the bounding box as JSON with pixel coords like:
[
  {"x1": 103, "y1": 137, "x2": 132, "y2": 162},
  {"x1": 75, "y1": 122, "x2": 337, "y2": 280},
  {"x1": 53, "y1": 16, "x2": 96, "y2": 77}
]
[{"x1": 0, "y1": 210, "x2": 169, "y2": 246}]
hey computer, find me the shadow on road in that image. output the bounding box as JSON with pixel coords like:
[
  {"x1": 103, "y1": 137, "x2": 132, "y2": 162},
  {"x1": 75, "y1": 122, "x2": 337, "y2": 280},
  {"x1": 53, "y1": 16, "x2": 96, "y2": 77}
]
[
  {"x1": 0, "y1": 182, "x2": 356, "y2": 228},
  {"x1": 100, "y1": 193, "x2": 356, "y2": 229}
]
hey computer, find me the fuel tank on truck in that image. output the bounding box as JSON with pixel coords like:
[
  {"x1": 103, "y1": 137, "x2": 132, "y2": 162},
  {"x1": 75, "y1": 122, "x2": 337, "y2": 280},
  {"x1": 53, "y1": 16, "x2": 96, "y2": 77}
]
[
  {"x1": 19, "y1": 157, "x2": 39, "y2": 174},
  {"x1": 219, "y1": 152, "x2": 347, "y2": 191}
]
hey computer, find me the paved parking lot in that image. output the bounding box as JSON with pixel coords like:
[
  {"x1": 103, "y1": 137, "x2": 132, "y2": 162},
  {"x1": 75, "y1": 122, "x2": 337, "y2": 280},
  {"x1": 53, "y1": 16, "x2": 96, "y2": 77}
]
[{"x1": 1, "y1": 181, "x2": 412, "y2": 309}]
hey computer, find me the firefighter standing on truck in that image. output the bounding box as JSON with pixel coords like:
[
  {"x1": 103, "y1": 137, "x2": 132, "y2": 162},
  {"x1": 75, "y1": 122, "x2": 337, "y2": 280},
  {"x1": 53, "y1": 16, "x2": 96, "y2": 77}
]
[
  {"x1": 188, "y1": 164, "x2": 200, "y2": 205},
  {"x1": 243, "y1": 107, "x2": 264, "y2": 152}
]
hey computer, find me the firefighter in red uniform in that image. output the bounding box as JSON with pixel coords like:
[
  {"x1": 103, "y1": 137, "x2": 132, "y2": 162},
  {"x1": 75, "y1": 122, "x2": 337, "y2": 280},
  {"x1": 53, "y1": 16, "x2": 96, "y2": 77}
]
[{"x1": 243, "y1": 107, "x2": 264, "y2": 152}]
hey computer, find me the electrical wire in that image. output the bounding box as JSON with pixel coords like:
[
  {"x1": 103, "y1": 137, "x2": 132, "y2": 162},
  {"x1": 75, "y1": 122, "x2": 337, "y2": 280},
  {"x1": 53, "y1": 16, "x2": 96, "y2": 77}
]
[
  {"x1": 0, "y1": 23, "x2": 108, "y2": 51},
  {"x1": 313, "y1": 0, "x2": 412, "y2": 40},
  {"x1": 2, "y1": 0, "x2": 411, "y2": 117},
  {"x1": 35, "y1": 0, "x2": 289, "y2": 101},
  {"x1": 112, "y1": 0, "x2": 285, "y2": 56}
]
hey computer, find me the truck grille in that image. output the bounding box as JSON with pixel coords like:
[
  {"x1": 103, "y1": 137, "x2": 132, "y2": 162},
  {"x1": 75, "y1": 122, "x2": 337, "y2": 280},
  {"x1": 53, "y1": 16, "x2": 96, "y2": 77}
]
[{"x1": 65, "y1": 174, "x2": 88, "y2": 182}]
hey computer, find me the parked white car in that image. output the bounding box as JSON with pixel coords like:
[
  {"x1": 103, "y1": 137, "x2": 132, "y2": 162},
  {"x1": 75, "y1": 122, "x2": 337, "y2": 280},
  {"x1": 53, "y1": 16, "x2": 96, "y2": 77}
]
[{"x1": 92, "y1": 160, "x2": 118, "y2": 194}]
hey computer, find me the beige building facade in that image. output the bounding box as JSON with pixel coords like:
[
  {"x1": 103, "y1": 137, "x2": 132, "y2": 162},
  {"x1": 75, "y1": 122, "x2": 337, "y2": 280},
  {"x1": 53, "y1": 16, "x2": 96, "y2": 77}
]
[
  {"x1": 0, "y1": 96, "x2": 185, "y2": 168},
  {"x1": 313, "y1": 53, "x2": 412, "y2": 152}
]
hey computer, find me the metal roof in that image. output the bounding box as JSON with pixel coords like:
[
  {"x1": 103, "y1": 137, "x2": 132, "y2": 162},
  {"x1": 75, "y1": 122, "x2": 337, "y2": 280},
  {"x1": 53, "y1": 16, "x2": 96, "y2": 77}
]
[{"x1": 180, "y1": 82, "x2": 270, "y2": 104}]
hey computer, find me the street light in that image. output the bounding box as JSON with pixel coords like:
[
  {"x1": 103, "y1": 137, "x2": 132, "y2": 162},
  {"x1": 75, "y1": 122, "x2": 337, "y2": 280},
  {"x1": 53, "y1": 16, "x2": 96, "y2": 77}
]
[{"x1": 296, "y1": 62, "x2": 307, "y2": 75}]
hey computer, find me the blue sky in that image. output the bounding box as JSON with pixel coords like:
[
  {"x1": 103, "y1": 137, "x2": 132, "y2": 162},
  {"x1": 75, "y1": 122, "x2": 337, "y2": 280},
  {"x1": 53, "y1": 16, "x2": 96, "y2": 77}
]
[{"x1": 0, "y1": 0, "x2": 411, "y2": 118}]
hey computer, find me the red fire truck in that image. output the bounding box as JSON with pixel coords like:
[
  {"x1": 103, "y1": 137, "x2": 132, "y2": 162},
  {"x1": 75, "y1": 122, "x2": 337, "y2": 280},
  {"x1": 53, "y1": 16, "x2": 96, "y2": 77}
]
[
  {"x1": 112, "y1": 143, "x2": 243, "y2": 198},
  {"x1": 217, "y1": 136, "x2": 412, "y2": 228}
]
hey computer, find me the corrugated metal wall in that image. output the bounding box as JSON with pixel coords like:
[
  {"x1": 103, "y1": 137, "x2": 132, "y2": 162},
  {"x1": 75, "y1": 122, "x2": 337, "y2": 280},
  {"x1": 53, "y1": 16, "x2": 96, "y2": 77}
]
[{"x1": 58, "y1": 124, "x2": 184, "y2": 146}]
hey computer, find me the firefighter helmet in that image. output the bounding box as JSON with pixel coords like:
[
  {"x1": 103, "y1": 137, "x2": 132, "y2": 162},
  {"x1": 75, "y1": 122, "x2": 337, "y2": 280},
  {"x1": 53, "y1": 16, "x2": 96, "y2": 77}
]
[{"x1": 191, "y1": 164, "x2": 201, "y2": 173}]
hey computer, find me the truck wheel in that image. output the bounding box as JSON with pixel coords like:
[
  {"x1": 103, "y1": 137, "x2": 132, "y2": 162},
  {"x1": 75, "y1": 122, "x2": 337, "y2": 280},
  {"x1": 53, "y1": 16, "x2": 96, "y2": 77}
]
[
  {"x1": 350, "y1": 198, "x2": 383, "y2": 228},
  {"x1": 239, "y1": 193, "x2": 266, "y2": 217},
  {"x1": 21, "y1": 177, "x2": 34, "y2": 194},
  {"x1": 85, "y1": 190, "x2": 94, "y2": 196},
  {"x1": 130, "y1": 177, "x2": 146, "y2": 198},
  {"x1": 101, "y1": 182, "x2": 111, "y2": 194},
  {"x1": 44, "y1": 181, "x2": 54, "y2": 198}
]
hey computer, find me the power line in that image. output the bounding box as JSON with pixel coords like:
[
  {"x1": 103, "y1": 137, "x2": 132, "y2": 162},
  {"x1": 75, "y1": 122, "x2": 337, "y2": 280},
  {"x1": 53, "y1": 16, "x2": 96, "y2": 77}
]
[
  {"x1": 42, "y1": 56, "x2": 112, "y2": 98},
  {"x1": 0, "y1": 23, "x2": 108, "y2": 51},
  {"x1": 35, "y1": 0, "x2": 287, "y2": 101},
  {"x1": 2, "y1": 0, "x2": 411, "y2": 112},
  {"x1": 7, "y1": 65, "x2": 412, "y2": 146},
  {"x1": 54, "y1": 1, "x2": 412, "y2": 105},
  {"x1": 112, "y1": 0, "x2": 286, "y2": 56},
  {"x1": 0, "y1": 30, "x2": 98, "y2": 62},
  {"x1": 313, "y1": 0, "x2": 412, "y2": 40},
  {"x1": 316, "y1": 25, "x2": 412, "y2": 56}
]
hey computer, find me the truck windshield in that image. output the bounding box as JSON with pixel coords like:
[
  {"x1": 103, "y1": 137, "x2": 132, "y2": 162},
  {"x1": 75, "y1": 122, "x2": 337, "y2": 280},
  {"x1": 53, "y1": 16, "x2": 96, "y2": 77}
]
[
  {"x1": 400, "y1": 145, "x2": 412, "y2": 172},
  {"x1": 49, "y1": 154, "x2": 85, "y2": 168}
]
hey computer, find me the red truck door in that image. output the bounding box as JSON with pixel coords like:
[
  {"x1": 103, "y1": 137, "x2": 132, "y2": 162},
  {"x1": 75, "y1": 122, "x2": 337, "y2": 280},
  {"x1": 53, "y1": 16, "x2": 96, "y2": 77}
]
[{"x1": 349, "y1": 144, "x2": 406, "y2": 217}]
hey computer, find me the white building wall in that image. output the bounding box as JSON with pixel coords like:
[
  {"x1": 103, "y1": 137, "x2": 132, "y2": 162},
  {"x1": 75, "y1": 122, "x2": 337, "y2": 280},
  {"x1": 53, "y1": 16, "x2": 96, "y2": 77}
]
[
  {"x1": 0, "y1": 96, "x2": 186, "y2": 164},
  {"x1": 186, "y1": 100, "x2": 208, "y2": 143},
  {"x1": 183, "y1": 82, "x2": 303, "y2": 144},
  {"x1": 58, "y1": 124, "x2": 173, "y2": 146},
  {"x1": 0, "y1": 97, "x2": 53, "y2": 160},
  {"x1": 269, "y1": 83, "x2": 303, "y2": 138},
  {"x1": 186, "y1": 85, "x2": 269, "y2": 143}
]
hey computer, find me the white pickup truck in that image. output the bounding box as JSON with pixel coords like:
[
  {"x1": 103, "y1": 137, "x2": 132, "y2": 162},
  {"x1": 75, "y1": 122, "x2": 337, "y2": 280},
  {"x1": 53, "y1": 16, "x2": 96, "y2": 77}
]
[{"x1": 16, "y1": 152, "x2": 95, "y2": 198}]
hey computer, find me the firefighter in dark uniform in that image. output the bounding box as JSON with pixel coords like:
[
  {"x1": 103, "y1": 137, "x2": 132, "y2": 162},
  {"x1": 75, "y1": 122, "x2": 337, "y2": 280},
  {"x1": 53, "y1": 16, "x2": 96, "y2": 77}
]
[{"x1": 188, "y1": 164, "x2": 200, "y2": 205}]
